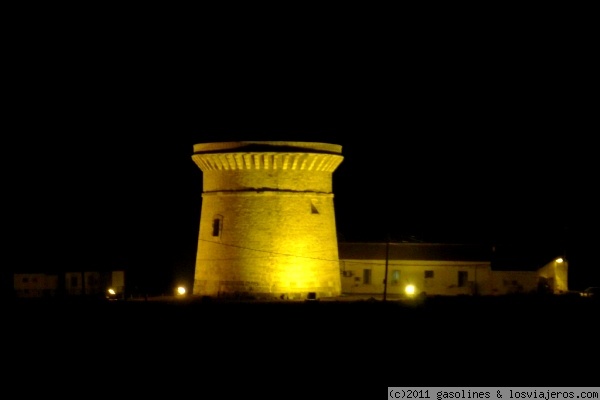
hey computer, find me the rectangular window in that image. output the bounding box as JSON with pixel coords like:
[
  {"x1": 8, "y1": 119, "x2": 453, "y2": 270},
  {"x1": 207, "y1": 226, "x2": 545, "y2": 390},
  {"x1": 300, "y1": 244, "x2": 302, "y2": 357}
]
[
  {"x1": 391, "y1": 270, "x2": 400, "y2": 285},
  {"x1": 424, "y1": 270, "x2": 434, "y2": 279},
  {"x1": 458, "y1": 271, "x2": 468, "y2": 287},
  {"x1": 363, "y1": 269, "x2": 372, "y2": 284},
  {"x1": 310, "y1": 199, "x2": 319, "y2": 214},
  {"x1": 211, "y1": 214, "x2": 224, "y2": 237}
]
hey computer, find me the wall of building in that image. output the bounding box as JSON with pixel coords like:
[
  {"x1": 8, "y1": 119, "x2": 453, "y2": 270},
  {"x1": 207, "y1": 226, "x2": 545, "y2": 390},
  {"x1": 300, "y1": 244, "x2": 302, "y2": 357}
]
[
  {"x1": 13, "y1": 273, "x2": 58, "y2": 298},
  {"x1": 109, "y1": 270, "x2": 126, "y2": 295},
  {"x1": 488, "y1": 271, "x2": 540, "y2": 295},
  {"x1": 340, "y1": 259, "x2": 493, "y2": 297},
  {"x1": 65, "y1": 271, "x2": 103, "y2": 296}
]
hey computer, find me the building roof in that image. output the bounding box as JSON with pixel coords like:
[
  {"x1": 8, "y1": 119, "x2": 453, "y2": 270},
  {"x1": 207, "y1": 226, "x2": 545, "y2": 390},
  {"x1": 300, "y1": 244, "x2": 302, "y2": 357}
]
[
  {"x1": 338, "y1": 242, "x2": 492, "y2": 262},
  {"x1": 193, "y1": 141, "x2": 342, "y2": 155},
  {"x1": 338, "y1": 241, "x2": 564, "y2": 271}
]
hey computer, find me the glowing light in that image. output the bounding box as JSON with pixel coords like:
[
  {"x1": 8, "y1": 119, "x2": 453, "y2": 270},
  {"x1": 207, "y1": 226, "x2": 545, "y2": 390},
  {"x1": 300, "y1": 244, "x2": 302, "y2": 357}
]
[
  {"x1": 177, "y1": 286, "x2": 186, "y2": 296},
  {"x1": 556, "y1": 258, "x2": 564, "y2": 263},
  {"x1": 405, "y1": 285, "x2": 416, "y2": 296},
  {"x1": 107, "y1": 288, "x2": 116, "y2": 295}
]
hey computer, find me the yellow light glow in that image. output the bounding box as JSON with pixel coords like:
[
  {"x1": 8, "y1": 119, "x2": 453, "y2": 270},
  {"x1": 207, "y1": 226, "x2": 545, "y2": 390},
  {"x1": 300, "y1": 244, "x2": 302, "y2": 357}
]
[
  {"x1": 107, "y1": 288, "x2": 116, "y2": 295},
  {"x1": 405, "y1": 284, "x2": 416, "y2": 296},
  {"x1": 177, "y1": 286, "x2": 186, "y2": 295},
  {"x1": 267, "y1": 238, "x2": 338, "y2": 297},
  {"x1": 556, "y1": 258, "x2": 564, "y2": 263}
]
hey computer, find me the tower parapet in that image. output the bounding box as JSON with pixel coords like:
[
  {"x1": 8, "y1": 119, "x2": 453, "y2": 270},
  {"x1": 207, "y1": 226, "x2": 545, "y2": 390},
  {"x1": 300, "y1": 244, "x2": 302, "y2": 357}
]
[{"x1": 192, "y1": 141, "x2": 343, "y2": 299}]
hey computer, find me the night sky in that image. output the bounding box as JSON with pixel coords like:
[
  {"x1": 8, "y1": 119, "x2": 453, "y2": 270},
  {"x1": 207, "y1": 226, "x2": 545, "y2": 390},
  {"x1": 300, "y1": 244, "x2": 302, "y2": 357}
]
[{"x1": 7, "y1": 19, "x2": 597, "y2": 295}]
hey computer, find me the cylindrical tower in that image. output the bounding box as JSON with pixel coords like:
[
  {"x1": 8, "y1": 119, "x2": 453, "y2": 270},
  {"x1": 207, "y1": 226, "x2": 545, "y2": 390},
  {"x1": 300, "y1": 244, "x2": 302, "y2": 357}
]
[{"x1": 191, "y1": 141, "x2": 343, "y2": 299}]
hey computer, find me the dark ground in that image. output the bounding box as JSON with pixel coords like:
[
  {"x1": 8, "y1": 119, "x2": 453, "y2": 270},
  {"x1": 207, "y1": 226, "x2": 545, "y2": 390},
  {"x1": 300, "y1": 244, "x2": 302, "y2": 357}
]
[{"x1": 5, "y1": 295, "x2": 598, "y2": 398}]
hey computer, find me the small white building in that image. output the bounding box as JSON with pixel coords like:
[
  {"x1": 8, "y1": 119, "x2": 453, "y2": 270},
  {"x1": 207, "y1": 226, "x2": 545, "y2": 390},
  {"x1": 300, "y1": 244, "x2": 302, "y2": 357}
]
[
  {"x1": 338, "y1": 242, "x2": 568, "y2": 297},
  {"x1": 65, "y1": 271, "x2": 102, "y2": 296},
  {"x1": 13, "y1": 273, "x2": 59, "y2": 298},
  {"x1": 13, "y1": 270, "x2": 126, "y2": 299}
]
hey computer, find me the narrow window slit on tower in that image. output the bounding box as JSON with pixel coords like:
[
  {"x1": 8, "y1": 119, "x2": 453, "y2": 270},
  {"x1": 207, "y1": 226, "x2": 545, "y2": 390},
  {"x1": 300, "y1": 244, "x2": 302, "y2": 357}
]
[
  {"x1": 212, "y1": 215, "x2": 223, "y2": 237},
  {"x1": 310, "y1": 199, "x2": 319, "y2": 214}
]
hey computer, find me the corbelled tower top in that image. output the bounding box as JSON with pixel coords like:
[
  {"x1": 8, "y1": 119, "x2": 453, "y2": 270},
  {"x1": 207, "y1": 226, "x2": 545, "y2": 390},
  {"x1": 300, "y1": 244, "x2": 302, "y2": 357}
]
[{"x1": 192, "y1": 141, "x2": 343, "y2": 193}]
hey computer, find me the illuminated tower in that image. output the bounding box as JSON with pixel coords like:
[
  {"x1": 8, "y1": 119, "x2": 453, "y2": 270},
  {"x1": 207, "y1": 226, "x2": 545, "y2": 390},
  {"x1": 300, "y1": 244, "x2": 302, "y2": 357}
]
[{"x1": 191, "y1": 141, "x2": 343, "y2": 299}]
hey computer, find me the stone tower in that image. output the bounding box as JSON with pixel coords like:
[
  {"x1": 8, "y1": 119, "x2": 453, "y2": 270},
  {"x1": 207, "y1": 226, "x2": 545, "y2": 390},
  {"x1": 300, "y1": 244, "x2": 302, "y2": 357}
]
[{"x1": 191, "y1": 141, "x2": 343, "y2": 299}]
